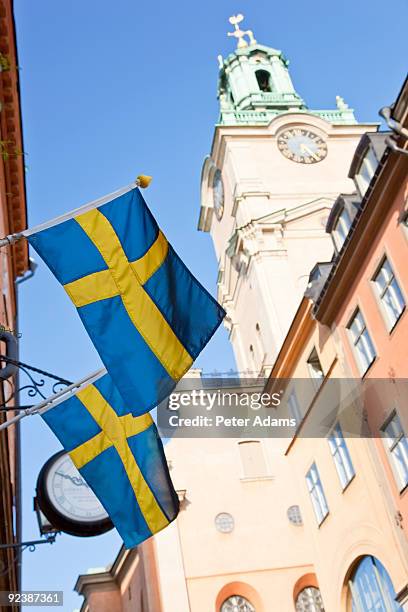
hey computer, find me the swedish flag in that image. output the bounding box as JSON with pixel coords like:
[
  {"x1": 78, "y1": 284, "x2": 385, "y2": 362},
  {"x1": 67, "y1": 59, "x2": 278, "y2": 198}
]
[
  {"x1": 28, "y1": 187, "x2": 225, "y2": 414},
  {"x1": 42, "y1": 372, "x2": 179, "y2": 548}
]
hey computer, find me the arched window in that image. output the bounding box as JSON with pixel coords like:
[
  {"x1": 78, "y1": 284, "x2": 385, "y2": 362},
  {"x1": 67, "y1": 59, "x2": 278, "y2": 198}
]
[
  {"x1": 295, "y1": 587, "x2": 325, "y2": 611},
  {"x1": 348, "y1": 556, "x2": 403, "y2": 611},
  {"x1": 221, "y1": 595, "x2": 255, "y2": 612},
  {"x1": 216, "y1": 581, "x2": 262, "y2": 612},
  {"x1": 255, "y1": 70, "x2": 272, "y2": 92}
]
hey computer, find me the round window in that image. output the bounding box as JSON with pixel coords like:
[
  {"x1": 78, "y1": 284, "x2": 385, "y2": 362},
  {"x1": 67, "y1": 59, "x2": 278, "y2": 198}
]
[
  {"x1": 287, "y1": 505, "x2": 303, "y2": 526},
  {"x1": 215, "y1": 512, "x2": 234, "y2": 533}
]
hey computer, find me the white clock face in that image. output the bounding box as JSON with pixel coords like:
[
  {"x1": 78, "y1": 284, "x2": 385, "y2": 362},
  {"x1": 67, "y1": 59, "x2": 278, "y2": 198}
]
[
  {"x1": 212, "y1": 169, "x2": 225, "y2": 220},
  {"x1": 46, "y1": 453, "x2": 108, "y2": 523},
  {"x1": 277, "y1": 128, "x2": 327, "y2": 164}
]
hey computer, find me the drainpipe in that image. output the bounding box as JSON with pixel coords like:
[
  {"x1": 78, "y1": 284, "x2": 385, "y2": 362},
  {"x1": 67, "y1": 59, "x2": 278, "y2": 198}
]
[{"x1": 13, "y1": 257, "x2": 37, "y2": 591}]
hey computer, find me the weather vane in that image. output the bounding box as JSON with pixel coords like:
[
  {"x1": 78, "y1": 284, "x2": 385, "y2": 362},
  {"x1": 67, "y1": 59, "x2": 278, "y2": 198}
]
[{"x1": 227, "y1": 14, "x2": 257, "y2": 48}]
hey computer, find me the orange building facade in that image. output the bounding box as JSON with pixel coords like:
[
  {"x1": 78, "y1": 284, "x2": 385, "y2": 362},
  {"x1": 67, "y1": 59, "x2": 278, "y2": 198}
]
[
  {"x1": 314, "y1": 78, "x2": 408, "y2": 535},
  {"x1": 0, "y1": 0, "x2": 29, "y2": 597},
  {"x1": 266, "y1": 76, "x2": 408, "y2": 610}
]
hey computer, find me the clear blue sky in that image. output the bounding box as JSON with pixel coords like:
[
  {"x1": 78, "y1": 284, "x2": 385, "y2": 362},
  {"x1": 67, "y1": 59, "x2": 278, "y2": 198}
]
[{"x1": 13, "y1": 0, "x2": 407, "y2": 610}]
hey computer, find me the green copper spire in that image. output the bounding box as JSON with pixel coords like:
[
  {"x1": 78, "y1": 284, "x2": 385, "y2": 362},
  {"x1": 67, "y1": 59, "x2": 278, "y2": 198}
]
[{"x1": 217, "y1": 15, "x2": 357, "y2": 126}]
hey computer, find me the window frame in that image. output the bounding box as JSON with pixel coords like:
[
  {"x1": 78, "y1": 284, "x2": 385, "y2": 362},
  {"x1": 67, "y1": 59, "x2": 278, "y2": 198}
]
[
  {"x1": 381, "y1": 410, "x2": 408, "y2": 493},
  {"x1": 354, "y1": 146, "x2": 378, "y2": 197},
  {"x1": 214, "y1": 512, "x2": 235, "y2": 534},
  {"x1": 238, "y1": 440, "x2": 270, "y2": 480},
  {"x1": 327, "y1": 423, "x2": 355, "y2": 490},
  {"x1": 305, "y1": 462, "x2": 329, "y2": 526},
  {"x1": 306, "y1": 347, "x2": 325, "y2": 391},
  {"x1": 348, "y1": 555, "x2": 403, "y2": 612},
  {"x1": 346, "y1": 307, "x2": 377, "y2": 376},
  {"x1": 371, "y1": 255, "x2": 406, "y2": 333},
  {"x1": 295, "y1": 586, "x2": 325, "y2": 612},
  {"x1": 255, "y1": 69, "x2": 272, "y2": 92},
  {"x1": 332, "y1": 206, "x2": 352, "y2": 251},
  {"x1": 288, "y1": 388, "x2": 302, "y2": 425}
]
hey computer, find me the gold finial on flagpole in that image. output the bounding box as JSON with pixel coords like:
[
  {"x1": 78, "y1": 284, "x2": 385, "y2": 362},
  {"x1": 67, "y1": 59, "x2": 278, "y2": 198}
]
[
  {"x1": 0, "y1": 178, "x2": 152, "y2": 249},
  {"x1": 136, "y1": 175, "x2": 153, "y2": 189}
]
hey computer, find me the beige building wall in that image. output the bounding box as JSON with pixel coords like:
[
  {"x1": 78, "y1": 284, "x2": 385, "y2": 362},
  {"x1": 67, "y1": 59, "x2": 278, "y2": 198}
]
[
  {"x1": 151, "y1": 435, "x2": 316, "y2": 611},
  {"x1": 149, "y1": 34, "x2": 382, "y2": 612},
  {"x1": 200, "y1": 114, "x2": 377, "y2": 373}
]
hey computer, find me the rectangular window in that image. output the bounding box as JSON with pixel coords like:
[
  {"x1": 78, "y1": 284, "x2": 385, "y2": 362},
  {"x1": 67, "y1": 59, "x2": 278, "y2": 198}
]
[
  {"x1": 333, "y1": 207, "x2": 352, "y2": 251},
  {"x1": 306, "y1": 462, "x2": 329, "y2": 525},
  {"x1": 373, "y1": 257, "x2": 405, "y2": 330},
  {"x1": 328, "y1": 424, "x2": 355, "y2": 489},
  {"x1": 238, "y1": 441, "x2": 268, "y2": 479},
  {"x1": 347, "y1": 309, "x2": 376, "y2": 375},
  {"x1": 307, "y1": 348, "x2": 324, "y2": 390},
  {"x1": 355, "y1": 147, "x2": 378, "y2": 196},
  {"x1": 381, "y1": 412, "x2": 408, "y2": 491},
  {"x1": 288, "y1": 389, "x2": 302, "y2": 424}
]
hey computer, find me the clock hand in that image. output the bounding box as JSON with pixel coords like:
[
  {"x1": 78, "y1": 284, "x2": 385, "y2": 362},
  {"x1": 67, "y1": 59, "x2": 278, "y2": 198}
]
[
  {"x1": 55, "y1": 471, "x2": 90, "y2": 488},
  {"x1": 299, "y1": 143, "x2": 319, "y2": 161},
  {"x1": 66, "y1": 474, "x2": 89, "y2": 488}
]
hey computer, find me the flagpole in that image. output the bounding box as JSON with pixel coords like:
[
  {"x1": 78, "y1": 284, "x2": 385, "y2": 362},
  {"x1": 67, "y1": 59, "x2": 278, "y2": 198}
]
[
  {"x1": 0, "y1": 367, "x2": 106, "y2": 432},
  {"x1": 0, "y1": 175, "x2": 152, "y2": 248}
]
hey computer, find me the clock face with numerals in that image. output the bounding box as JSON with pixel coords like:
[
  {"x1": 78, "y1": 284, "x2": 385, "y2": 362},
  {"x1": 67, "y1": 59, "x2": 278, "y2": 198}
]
[
  {"x1": 36, "y1": 451, "x2": 113, "y2": 537},
  {"x1": 277, "y1": 128, "x2": 327, "y2": 164}
]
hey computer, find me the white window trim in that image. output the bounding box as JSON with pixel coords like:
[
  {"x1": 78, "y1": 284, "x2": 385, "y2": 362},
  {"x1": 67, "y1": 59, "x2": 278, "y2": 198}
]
[
  {"x1": 354, "y1": 146, "x2": 378, "y2": 197},
  {"x1": 332, "y1": 207, "x2": 352, "y2": 251},
  {"x1": 327, "y1": 423, "x2": 355, "y2": 490},
  {"x1": 371, "y1": 255, "x2": 406, "y2": 333},
  {"x1": 346, "y1": 307, "x2": 377, "y2": 376},
  {"x1": 288, "y1": 388, "x2": 302, "y2": 425},
  {"x1": 306, "y1": 462, "x2": 329, "y2": 526},
  {"x1": 381, "y1": 410, "x2": 408, "y2": 493}
]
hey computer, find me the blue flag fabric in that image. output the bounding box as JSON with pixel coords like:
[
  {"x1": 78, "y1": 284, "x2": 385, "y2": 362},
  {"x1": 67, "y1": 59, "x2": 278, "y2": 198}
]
[
  {"x1": 41, "y1": 372, "x2": 179, "y2": 548},
  {"x1": 28, "y1": 188, "x2": 225, "y2": 415}
]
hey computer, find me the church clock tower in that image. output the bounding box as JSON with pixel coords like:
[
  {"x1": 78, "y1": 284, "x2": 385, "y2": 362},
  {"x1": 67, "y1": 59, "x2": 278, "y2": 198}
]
[{"x1": 198, "y1": 14, "x2": 377, "y2": 375}]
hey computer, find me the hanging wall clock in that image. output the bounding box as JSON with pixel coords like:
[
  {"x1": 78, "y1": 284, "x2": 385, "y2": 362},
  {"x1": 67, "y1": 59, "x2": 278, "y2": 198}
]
[{"x1": 36, "y1": 450, "x2": 113, "y2": 537}]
